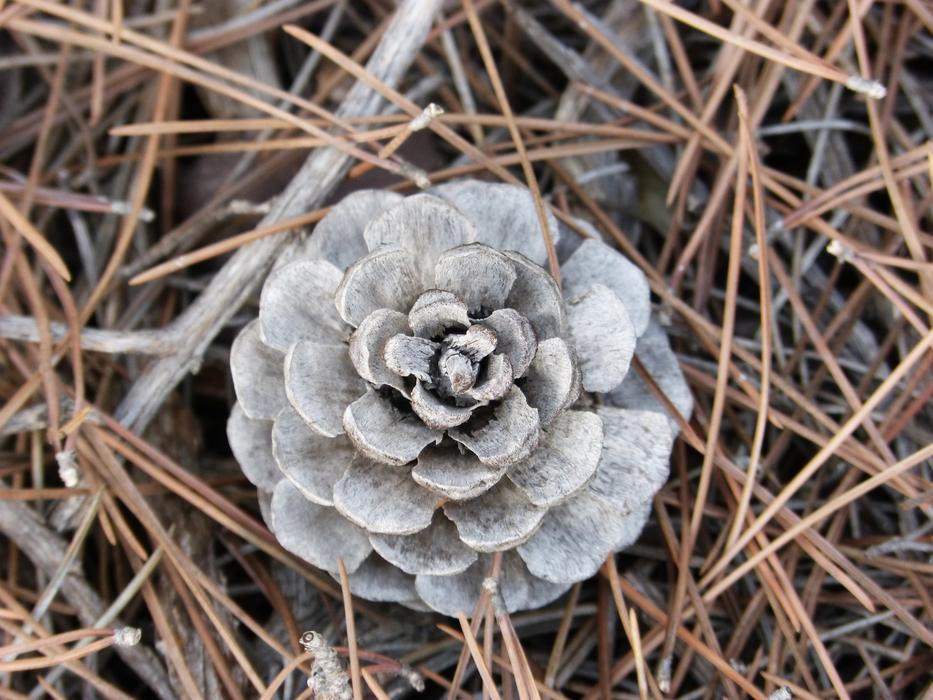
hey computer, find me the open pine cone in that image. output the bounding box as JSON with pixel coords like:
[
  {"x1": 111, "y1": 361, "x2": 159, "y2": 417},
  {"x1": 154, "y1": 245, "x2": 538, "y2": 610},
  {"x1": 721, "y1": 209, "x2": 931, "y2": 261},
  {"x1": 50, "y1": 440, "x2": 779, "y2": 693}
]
[{"x1": 227, "y1": 180, "x2": 692, "y2": 615}]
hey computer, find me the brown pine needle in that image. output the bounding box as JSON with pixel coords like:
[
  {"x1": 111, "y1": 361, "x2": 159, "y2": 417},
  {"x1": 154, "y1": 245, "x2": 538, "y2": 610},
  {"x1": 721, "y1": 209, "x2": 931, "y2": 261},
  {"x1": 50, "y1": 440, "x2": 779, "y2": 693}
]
[
  {"x1": 337, "y1": 560, "x2": 363, "y2": 700},
  {"x1": 725, "y1": 86, "x2": 771, "y2": 550},
  {"x1": 639, "y1": 0, "x2": 885, "y2": 97},
  {"x1": 702, "y1": 325, "x2": 933, "y2": 587},
  {"x1": 0, "y1": 628, "x2": 113, "y2": 658},
  {"x1": 462, "y1": 0, "x2": 560, "y2": 286},
  {"x1": 457, "y1": 612, "x2": 503, "y2": 700},
  {"x1": 704, "y1": 440, "x2": 933, "y2": 635},
  {"x1": 0, "y1": 635, "x2": 117, "y2": 672},
  {"x1": 663, "y1": 83, "x2": 750, "y2": 672},
  {"x1": 0, "y1": 191, "x2": 71, "y2": 281},
  {"x1": 616, "y1": 577, "x2": 765, "y2": 699},
  {"x1": 9, "y1": 10, "x2": 422, "y2": 186},
  {"x1": 629, "y1": 609, "x2": 648, "y2": 700},
  {"x1": 129, "y1": 207, "x2": 329, "y2": 285},
  {"x1": 543, "y1": 583, "x2": 580, "y2": 688},
  {"x1": 360, "y1": 668, "x2": 392, "y2": 700},
  {"x1": 604, "y1": 558, "x2": 657, "y2": 700},
  {"x1": 378, "y1": 103, "x2": 444, "y2": 159},
  {"x1": 110, "y1": 113, "x2": 671, "y2": 140}
]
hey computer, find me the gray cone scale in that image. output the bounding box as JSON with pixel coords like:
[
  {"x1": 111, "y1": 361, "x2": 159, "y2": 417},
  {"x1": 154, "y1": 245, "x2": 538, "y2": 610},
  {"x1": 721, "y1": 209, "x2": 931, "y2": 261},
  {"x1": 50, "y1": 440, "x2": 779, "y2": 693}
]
[{"x1": 228, "y1": 180, "x2": 690, "y2": 614}]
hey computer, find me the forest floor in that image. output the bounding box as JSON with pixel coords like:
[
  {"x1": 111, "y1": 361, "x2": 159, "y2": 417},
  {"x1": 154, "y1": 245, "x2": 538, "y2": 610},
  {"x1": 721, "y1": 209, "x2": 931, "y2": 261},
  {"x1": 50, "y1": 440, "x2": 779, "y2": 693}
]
[{"x1": 0, "y1": 1, "x2": 931, "y2": 698}]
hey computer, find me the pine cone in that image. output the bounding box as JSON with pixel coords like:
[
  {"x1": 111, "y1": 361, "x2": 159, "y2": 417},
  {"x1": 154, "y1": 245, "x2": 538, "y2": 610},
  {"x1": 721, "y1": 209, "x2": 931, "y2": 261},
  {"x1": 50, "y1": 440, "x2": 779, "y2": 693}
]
[{"x1": 227, "y1": 180, "x2": 692, "y2": 615}]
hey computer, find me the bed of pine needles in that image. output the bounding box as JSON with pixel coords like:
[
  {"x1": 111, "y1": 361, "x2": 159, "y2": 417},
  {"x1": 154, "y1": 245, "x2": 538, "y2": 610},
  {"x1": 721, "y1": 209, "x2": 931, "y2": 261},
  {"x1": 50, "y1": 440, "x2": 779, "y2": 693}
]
[{"x1": 0, "y1": 1, "x2": 931, "y2": 698}]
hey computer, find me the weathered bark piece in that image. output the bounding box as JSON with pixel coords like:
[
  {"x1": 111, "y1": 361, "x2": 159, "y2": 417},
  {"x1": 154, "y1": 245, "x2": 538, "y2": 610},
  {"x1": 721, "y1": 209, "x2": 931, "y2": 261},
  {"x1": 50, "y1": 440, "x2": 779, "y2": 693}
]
[
  {"x1": 480, "y1": 309, "x2": 537, "y2": 377},
  {"x1": 434, "y1": 244, "x2": 517, "y2": 314},
  {"x1": 587, "y1": 407, "x2": 673, "y2": 513},
  {"x1": 507, "y1": 410, "x2": 603, "y2": 506},
  {"x1": 384, "y1": 334, "x2": 438, "y2": 382},
  {"x1": 444, "y1": 479, "x2": 545, "y2": 552},
  {"x1": 408, "y1": 289, "x2": 471, "y2": 338},
  {"x1": 227, "y1": 404, "x2": 279, "y2": 491},
  {"x1": 450, "y1": 387, "x2": 539, "y2": 467},
  {"x1": 334, "y1": 248, "x2": 424, "y2": 327},
  {"x1": 433, "y1": 180, "x2": 560, "y2": 267},
  {"x1": 521, "y1": 337, "x2": 581, "y2": 427},
  {"x1": 304, "y1": 190, "x2": 404, "y2": 271},
  {"x1": 342, "y1": 390, "x2": 441, "y2": 465},
  {"x1": 259, "y1": 258, "x2": 348, "y2": 351},
  {"x1": 560, "y1": 237, "x2": 651, "y2": 335},
  {"x1": 333, "y1": 457, "x2": 438, "y2": 535},
  {"x1": 466, "y1": 353, "x2": 512, "y2": 402},
  {"x1": 349, "y1": 308, "x2": 410, "y2": 393},
  {"x1": 343, "y1": 553, "x2": 417, "y2": 603},
  {"x1": 606, "y1": 318, "x2": 693, "y2": 429},
  {"x1": 230, "y1": 320, "x2": 287, "y2": 420},
  {"x1": 370, "y1": 512, "x2": 477, "y2": 575},
  {"x1": 0, "y1": 315, "x2": 172, "y2": 356},
  {"x1": 363, "y1": 193, "x2": 477, "y2": 286},
  {"x1": 566, "y1": 284, "x2": 636, "y2": 392},
  {"x1": 412, "y1": 447, "x2": 506, "y2": 501},
  {"x1": 272, "y1": 406, "x2": 354, "y2": 506},
  {"x1": 284, "y1": 341, "x2": 365, "y2": 437},
  {"x1": 411, "y1": 382, "x2": 474, "y2": 429},
  {"x1": 271, "y1": 480, "x2": 371, "y2": 573},
  {"x1": 504, "y1": 251, "x2": 565, "y2": 340},
  {"x1": 517, "y1": 491, "x2": 623, "y2": 583}
]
